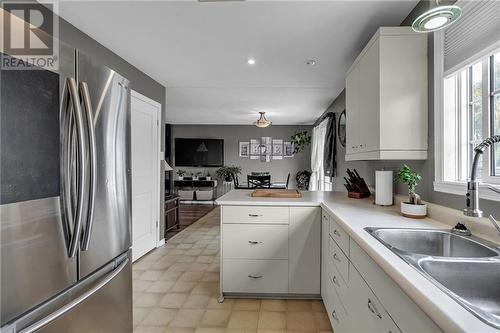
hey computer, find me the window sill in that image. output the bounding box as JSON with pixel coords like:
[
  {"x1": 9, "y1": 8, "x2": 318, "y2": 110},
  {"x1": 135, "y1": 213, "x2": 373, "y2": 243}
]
[{"x1": 434, "y1": 181, "x2": 500, "y2": 202}]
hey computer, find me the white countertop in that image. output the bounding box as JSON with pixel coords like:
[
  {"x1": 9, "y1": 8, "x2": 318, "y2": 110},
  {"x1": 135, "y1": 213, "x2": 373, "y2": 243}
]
[{"x1": 217, "y1": 190, "x2": 498, "y2": 333}]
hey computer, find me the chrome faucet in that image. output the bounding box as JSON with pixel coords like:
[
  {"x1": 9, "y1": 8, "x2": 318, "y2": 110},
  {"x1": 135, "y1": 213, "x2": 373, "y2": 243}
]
[{"x1": 464, "y1": 135, "x2": 500, "y2": 231}]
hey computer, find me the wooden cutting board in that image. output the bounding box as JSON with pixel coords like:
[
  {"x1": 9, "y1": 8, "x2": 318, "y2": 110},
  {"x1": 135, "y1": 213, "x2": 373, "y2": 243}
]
[{"x1": 251, "y1": 189, "x2": 302, "y2": 198}]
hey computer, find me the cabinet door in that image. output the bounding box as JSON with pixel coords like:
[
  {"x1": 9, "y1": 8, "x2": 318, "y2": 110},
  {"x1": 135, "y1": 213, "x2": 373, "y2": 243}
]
[
  {"x1": 348, "y1": 265, "x2": 401, "y2": 333},
  {"x1": 289, "y1": 207, "x2": 321, "y2": 294},
  {"x1": 358, "y1": 39, "x2": 380, "y2": 153},
  {"x1": 346, "y1": 66, "x2": 360, "y2": 155}
]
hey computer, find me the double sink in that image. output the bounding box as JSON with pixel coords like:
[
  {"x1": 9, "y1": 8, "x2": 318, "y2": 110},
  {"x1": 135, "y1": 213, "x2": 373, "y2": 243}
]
[{"x1": 365, "y1": 227, "x2": 500, "y2": 329}]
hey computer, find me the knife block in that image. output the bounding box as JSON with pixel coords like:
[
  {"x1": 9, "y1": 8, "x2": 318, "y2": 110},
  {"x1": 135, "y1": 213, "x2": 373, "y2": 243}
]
[{"x1": 347, "y1": 191, "x2": 371, "y2": 199}]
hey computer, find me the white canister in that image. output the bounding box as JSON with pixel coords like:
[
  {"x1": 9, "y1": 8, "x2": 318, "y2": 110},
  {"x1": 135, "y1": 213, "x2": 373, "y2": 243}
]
[{"x1": 375, "y1": 170, "x2": 393, "y2": 206}]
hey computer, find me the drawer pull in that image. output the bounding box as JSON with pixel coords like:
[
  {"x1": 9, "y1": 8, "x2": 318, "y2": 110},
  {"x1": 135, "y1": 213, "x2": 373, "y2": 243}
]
[
  {"x1": 248, "y1": 274, "x2": 263, "y2": 279},
  {"x1": 333, "y1": 253, "x2": 341, "y2": 262},
  {"x1": 367, "y1": 298, "x2": 382, "y2": 319},
  {"x1": 248, "y1": 214, "x2": 263, "y2": 217},
  {"x1": 333, "y1": 229, "x2": 341, "y2": 237},
  {"x1": 248, "y1": 240, "x2": 262, "y2": 245},
  {"x1": 332, "y1": 310, "x2": 339, "y2": 321},
  {"x1": 332, "y1": 275, "x2": 340, "y2": 286}
]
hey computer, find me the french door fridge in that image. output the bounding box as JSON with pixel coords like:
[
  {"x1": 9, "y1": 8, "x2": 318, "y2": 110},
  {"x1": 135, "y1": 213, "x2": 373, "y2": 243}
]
[{"x1": 1, "y1": 42, "x2": 133, "y2": 333}]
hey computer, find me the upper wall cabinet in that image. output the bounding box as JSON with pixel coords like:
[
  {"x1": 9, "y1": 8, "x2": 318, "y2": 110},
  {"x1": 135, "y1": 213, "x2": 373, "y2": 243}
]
[{"x1": 345, "y1": 27, "x2": 428, "y2": 161}]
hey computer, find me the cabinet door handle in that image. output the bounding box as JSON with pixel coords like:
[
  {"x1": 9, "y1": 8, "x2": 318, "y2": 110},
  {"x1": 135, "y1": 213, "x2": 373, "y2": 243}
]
[
  {"x1": 333, "y1": 229, "x2": 341, "y2": 237},
  {"x1": 332, "y1": 275, "x2": 340, "y2": 287},
  {"x1": 248, "y1": 214, "x2": 263, "y2": 217},
  {"x1": 367, "y1": 298, "x2": 382, "y2": 319},
  {"x1": 333, "y1": 253, "x2": 341, "y2": 262},
  {"x1": 332, "y1": 310, "x2": 339, "y2": 321},
  {"x1": 248, "y1": 240, "x2": 262, "y2": 245},
  {"x1": 248, "y1": 274, "x2": 263, "y2": 279}
]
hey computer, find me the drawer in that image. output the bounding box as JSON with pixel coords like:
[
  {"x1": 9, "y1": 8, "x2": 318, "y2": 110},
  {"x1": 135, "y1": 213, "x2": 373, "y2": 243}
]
[
  {"x1": 349, "y1": 265, "x2": 401, "y2": 333},
  {"x1": 327, "y1": 255, "x2": 349, "y2": 305},
  {"x1": 222, "y1": 259, "x2": 288, "y2": 294},
  {"x1": 329, "y1": 236, "x2": 349, "y2": 282},
  {"x1": 329, "y1": 215, "x2": 349, "y2": 256},
  {"x1": 222, "y1": 224, "x2": 288, "y2": 260},
  {"x1": 222, "y1": 206, "x2": 289, "y2": 224}
]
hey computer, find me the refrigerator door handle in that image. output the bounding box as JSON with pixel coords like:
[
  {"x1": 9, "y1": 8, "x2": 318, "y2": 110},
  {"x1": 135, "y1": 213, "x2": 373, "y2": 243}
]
[
  {"x1": 79, "y1": 81, "x2": 97, "y2": 251},
  {"x1": 61, "y1": 77, "x2": 88, "y2": 258},
  {"x1": 17, "y1": 257, "x2": 129, "y2": 333}
]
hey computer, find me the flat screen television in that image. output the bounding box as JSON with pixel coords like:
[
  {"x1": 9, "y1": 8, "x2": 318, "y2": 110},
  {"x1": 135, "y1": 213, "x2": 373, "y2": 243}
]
[{"x1": 174, "y1": 138, "x2": 224, "y2": 167}]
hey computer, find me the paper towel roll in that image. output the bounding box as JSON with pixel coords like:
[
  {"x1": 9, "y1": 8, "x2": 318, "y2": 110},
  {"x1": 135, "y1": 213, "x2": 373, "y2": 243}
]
[{"x1": 375, "y1": 170, "x2": 393, "y2": 206}]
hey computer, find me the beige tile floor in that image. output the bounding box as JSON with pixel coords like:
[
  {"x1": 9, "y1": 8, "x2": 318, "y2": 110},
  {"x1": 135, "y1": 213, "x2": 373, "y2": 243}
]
[{"x1": 133, "y1": 207, "x2": 333, "y2": 333}]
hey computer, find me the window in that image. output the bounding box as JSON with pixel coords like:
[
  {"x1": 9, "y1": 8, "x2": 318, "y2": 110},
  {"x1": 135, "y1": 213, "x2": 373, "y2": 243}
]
[
  {"x1": 441, "y1": 51, "x2": 500, "y2": 187},
  {"x1": 434, "y1": 1, "x2": 500, "y2": 200},
  {"x1": 493, "y1": 53, "x2": 500, "y2": 176}
]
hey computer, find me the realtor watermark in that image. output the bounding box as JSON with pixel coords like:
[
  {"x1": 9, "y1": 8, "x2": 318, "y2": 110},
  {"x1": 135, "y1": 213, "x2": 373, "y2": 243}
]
[{"x1": 1, "y1": 1, "x2": 59, "y2": 70}]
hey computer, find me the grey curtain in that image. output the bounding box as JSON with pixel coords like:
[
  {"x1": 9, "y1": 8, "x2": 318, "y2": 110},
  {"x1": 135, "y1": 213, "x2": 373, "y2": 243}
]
[{"x1": 323, "y1": 114, "x2": 336, "y2": 177}]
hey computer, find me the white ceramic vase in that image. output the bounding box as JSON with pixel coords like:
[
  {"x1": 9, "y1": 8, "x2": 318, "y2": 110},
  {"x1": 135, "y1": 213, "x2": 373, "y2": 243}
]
[{"x1": 400, "y1": 202, "x2": 427, "y2": 219}]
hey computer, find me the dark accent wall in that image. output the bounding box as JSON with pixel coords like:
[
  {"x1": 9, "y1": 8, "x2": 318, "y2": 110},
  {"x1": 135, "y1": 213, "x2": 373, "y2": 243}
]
[{"x1": 317, "y1": 0, "x2": 499, "y2": 217}]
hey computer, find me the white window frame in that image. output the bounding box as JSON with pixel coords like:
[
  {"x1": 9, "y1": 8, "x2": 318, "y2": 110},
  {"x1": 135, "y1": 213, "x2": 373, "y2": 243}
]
[{"x1": 434, "y1": 31, "x2": 500, "y2": 202}]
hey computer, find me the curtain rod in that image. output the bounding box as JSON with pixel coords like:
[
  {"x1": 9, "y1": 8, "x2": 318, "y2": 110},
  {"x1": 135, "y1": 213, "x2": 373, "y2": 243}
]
[{"x1": 313, "y1": 112, "x2": 334, "y2": 128}]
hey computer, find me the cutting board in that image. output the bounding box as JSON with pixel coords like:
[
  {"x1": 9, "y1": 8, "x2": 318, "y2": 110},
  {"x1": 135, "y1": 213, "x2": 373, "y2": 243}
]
[{"x1": 251, "y1": 189, "x2": 302, "y2": 198}]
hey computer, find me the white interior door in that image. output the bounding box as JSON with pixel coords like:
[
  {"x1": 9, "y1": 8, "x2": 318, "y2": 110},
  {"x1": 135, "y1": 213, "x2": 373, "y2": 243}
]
[{"x1": 131, "y1": 90, "x2": 161, "y2": 262}]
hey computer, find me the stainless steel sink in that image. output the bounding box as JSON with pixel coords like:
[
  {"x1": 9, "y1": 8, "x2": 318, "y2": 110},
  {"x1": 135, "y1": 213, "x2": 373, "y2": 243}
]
[
  {"x1": 419, "y1": 259, "x2": 500, "y2": 328},
  {"x1": 368, "y1": 228, "x2": 498, "y2": 257},
  {"x1": 365, "y1": 227, "x2": 500, "y2": 329}
]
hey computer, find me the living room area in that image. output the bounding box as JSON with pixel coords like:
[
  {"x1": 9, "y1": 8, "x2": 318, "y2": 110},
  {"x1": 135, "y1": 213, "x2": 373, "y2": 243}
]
[{"x1": 163, "y1": 123, "x2": 316, "y2": 240}]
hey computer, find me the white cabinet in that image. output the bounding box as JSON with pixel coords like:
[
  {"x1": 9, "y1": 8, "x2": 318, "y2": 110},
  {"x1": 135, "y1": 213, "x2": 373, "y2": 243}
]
[
  {"x1": 345, "y1": 27, "x2": 428, "y2": 161},
  {"x1": 289, "y1": 207, "x2": 321, "y2": 294},
  {"x1": 221, "y1": 205, "x2": 321, "y2": 297},
  {"x1": 321, "y1": 209, "x2": 442, "y2": 333}
]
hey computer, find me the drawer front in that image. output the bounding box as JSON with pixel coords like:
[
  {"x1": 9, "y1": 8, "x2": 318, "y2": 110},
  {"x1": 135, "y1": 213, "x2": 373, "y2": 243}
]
[
  {"x1": 222, "y1": 259, "x2": 288, "y2": 294},
  {"x1": 327, "y1": 256, "x2": 349, "y2": 305},
  {"x1": 223, "y1": 206, "x2": 289, "y2": 224},
  {"x1": 329, "y1": 236, "x2": 349, "y2": 282},
  {"x1": 349, "y1": 265, "x2": 401, "y2": 333},
  {"x1": 329, "y1": 215, "x2": 349, "y2": 256},
  {"x1": 222, "y1": 224, "x2": 288, "y2": 260}
]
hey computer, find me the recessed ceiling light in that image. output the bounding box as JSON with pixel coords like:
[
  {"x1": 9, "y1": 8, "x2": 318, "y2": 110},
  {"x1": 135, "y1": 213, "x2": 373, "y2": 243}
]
[
  {"x1": 247, "y1": 58, "x2": 256, "y2": 65},
  {"x1": 306, "y1": 59, "x2": 316, "y2": 66}
]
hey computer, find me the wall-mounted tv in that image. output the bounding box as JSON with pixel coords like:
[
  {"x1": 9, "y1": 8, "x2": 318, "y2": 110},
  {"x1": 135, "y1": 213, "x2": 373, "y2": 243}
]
[{"x1": 174, "y1": 138, "x2": 224, "y2": 167}]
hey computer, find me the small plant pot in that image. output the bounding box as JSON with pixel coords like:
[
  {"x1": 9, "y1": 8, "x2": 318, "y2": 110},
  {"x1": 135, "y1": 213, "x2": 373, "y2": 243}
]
[
  {"x1": 206, "y1": 176, "x2": 211, "y2": 180},
  {"x1": 178, "y1": 176, "x2": 184, "y2": 180},
  {"x1": 401, "y1": 202, "x2": 427, "y2": 219}
]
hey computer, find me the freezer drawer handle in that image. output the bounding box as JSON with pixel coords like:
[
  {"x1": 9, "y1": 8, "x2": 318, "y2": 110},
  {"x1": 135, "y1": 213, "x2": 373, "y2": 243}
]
[
  {"x1": 79, "y1": 81, "x2": 97, "y2": 251},
  {"x1": 18, "y1": 257, "x2": 129, "y2": 333}
]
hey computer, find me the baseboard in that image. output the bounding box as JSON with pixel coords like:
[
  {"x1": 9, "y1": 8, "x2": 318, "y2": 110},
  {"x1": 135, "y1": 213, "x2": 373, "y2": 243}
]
[{"x1": 157, "y1": 238, "x2": 165, "y2": 247}]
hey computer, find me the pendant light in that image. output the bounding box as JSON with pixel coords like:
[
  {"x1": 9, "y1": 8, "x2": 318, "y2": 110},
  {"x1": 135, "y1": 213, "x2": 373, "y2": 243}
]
[
  {"x1": 412, "y1": 0, "x2": 461, "y2": 33},
  {"x1": 254, "y1": 112, "x2": 272, "y2": 128}
]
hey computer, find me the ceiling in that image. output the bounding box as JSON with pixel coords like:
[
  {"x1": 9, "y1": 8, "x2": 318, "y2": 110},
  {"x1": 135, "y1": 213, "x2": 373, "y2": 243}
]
[{"x1": 58, "y1": 1, "x2": 418, "y2": 125}]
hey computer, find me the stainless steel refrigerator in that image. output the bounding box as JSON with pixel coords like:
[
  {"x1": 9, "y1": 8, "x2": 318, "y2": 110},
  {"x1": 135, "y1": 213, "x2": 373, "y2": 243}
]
[{"x1": 1, "y1": 43, "x2": 133, "y2": 333}]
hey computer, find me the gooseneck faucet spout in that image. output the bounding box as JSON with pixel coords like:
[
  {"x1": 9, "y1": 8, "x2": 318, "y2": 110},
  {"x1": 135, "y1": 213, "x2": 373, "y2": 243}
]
[{"x1": 464, "y1": 135, "x2": 500, "y2": 218}]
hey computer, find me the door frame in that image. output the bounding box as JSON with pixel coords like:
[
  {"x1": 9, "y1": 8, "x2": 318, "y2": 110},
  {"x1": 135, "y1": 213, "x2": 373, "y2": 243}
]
[{"x1": 130, "y1": 90, "x2": 162, "y2": 254}]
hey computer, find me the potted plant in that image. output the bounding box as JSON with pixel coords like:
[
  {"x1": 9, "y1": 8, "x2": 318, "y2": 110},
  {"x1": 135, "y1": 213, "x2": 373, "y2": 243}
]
[
  {"x1": 176, "y1": 169, "x2": 186, "y2": 180},
  {"x1": 216, "y1": 165, "x2": 242, "y2": 182},
  {"x1": 395, "y1": 164, "x2": 427, "y2": 218},
  {"x1": 291, "y1": 131, "x2": 312, "y2": 154},
  {"x1": 206, "y1": 172, "x2": 212, "y2": 181},
  {"x1": 296, "y1": 170, "x2": 311, "y2": 190}
]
